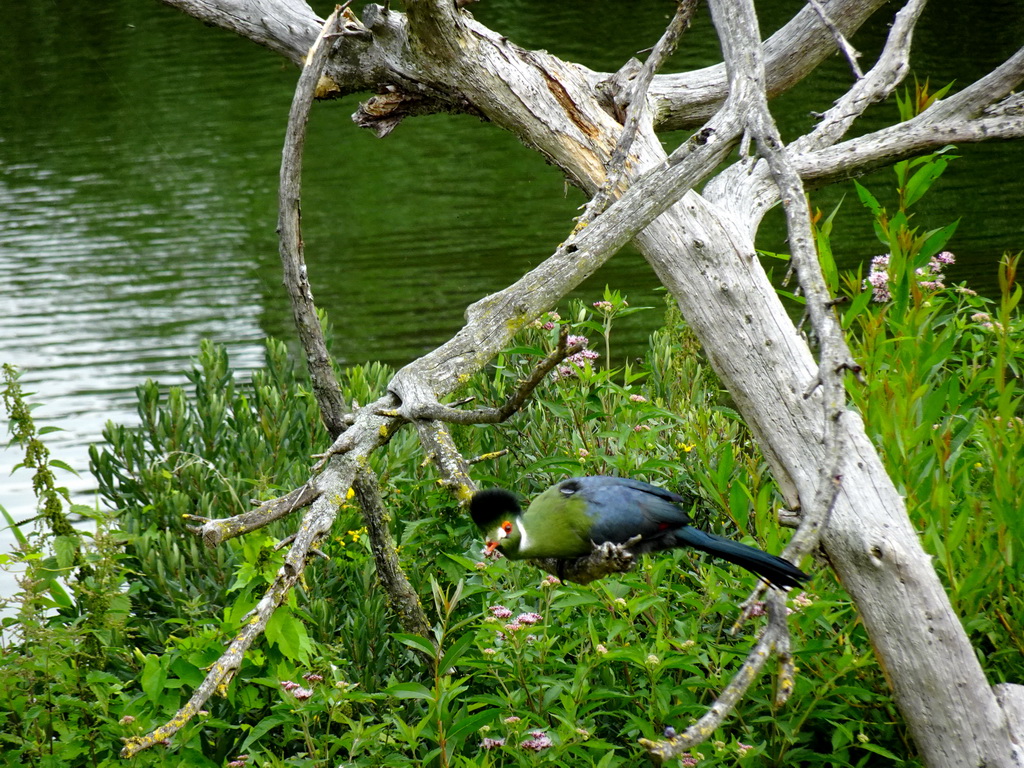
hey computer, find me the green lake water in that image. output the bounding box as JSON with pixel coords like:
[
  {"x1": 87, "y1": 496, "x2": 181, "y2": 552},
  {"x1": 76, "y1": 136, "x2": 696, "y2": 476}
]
[{"x1": 1, "y1": 0, "x2": 1022, "y2": 541}]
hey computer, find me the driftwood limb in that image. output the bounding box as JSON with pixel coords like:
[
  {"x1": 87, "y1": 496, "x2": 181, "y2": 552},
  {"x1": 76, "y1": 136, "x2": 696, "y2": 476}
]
[
  {"x1": 806, "y1": 0, "x2": 862, "y2": 79},
  {"x1": 123, "y1": 9, "x2": 428, "y2": 756},
  {"x1": 276, "y1": 0, "x2": 430, "y2": 648},
  {"x1": 182, "y1": 481, "x2": 319, "y2": 543},
  {"x1": 640, "y1": 4, "x2": 832, "y2": 761},
  {"x1": 390, "y1": 325, "x2": 583, "y2": 424},
  {"x1": 277, "y1": 1, "x2": 350, "y2": 437},
  {"x1": 583, "y1": 0, "x2": 698, "y2": 225},
  {"x1": 644, "y1": 0, "x2": 888, "y2": 130}
]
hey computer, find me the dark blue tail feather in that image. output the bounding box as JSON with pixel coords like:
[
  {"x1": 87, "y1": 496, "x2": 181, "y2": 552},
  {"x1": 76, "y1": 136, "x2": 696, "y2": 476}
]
[{"x1": 674, "y1": 527, "x2": 808, "y2": 590}]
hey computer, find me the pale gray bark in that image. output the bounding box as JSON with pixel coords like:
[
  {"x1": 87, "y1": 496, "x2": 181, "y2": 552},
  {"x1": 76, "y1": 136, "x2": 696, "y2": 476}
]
[{"x1": 143, "y1": 1, "x2": 1024, "y2": 765}]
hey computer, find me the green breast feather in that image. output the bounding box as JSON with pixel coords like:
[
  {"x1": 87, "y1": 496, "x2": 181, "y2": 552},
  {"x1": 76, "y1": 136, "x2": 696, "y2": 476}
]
[{"x1": 514, "y1": 487, "x2": 593, "y2": 559}]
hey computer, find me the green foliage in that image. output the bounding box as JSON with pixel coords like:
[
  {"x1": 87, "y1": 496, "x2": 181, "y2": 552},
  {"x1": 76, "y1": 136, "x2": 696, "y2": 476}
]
[
  {"x1": 0, "y1": 367, "x2": 136, "y2": 767},
  {"x1": 2, "y1": 96, "x2": 1019, "y2": 762},
  {"x1": 3, "y1": 301, "x2": 899, "y2": 767},
  {"x1": 834, "y1": 147, "x2": 1024, "y2": 682}
]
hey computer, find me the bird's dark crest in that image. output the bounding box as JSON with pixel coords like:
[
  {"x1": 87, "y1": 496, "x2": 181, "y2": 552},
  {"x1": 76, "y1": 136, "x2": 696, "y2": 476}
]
[{"x1": 469, "y1": 488, "x2": 522, "y2": 528}]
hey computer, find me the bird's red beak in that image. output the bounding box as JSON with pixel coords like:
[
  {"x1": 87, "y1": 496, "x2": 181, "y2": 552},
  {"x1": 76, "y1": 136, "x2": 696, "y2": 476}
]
[{"x1": 484, "y1": 540, "x2": 500, "y2": 554}]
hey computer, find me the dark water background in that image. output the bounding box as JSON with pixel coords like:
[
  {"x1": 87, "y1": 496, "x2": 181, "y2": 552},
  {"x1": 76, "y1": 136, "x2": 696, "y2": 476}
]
[{"x1": 1, "y1": 1, "x2": 1022, "y2": 562}]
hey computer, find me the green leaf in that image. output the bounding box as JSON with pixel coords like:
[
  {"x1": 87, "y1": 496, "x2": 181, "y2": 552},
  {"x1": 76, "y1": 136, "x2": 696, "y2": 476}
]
[
  {"x1": 394, "y1": 633, "x2": 437, "y2": 659},
  {"x1": 615, "y1": 305, "x2": 655, "y2": 318},
  {"x1": 46, "y1": 578, "x2": 73, "y2": 609},
  {"x1": 238, "y1": 714, "x2": 293, "y2": 753},
  {"x1": 853, "y1": 180, "x2": 882, "y2": 217},
  {"x1": 0, "y1": 505, "x2": 28, "y2": 547},
  {"x1": 859, "y1": 742, "x2": 903, "y2": 761},
  {"x1": 446, "y1": 709, "x2": 498, "y2": 744},
  {"x1": 48, "y1": 459, "x2": 76, "y2": 475},
  {"x1": 944, "y1": 410, "x2": 978, "y2": 471},
  {"x1": 916, "y1": 220, "x2": 959, "y2": 266},
  {"x1": 904, "y1": 156, "x2": 950, "y2": 207},
  {"x1": 438, "y1": 632, "x2": 477, "y2": 671},
  {"x1": 53, "y1": 535, "x2": 80, "y2": 570},
  {"x1": 842, "y1": 287, "x2": 875, "y2": 329},
  {"x1": 387, "y1": 681, "x2": 434, "y2": 701},
  {"x1": 265, "y1": 606, "x2": 312, "y2": 664},
  {"x1": 141, "y1": 655, "x2": 168, "y2": 705}
]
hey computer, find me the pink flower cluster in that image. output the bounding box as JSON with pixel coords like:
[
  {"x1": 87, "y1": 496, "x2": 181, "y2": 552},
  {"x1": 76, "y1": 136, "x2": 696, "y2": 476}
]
[
  {"x1": 537, "y1": 311, "x2": 561, "y2": 331},
  {"x1": 280, "y1": 680, "x2": 314, "y2": 700},
  {"x1": 520, "y1": 730, "x2": 554, "y2": 751},
  {"x1": 554, "y1": 335, "x2": 600, "y2": 380},
  {"x1": 864, "y1": 251, "x2": 955, "y2": 302},
  {"x1": 490, "y1": 606, "x2": 543, "y2": 634}
]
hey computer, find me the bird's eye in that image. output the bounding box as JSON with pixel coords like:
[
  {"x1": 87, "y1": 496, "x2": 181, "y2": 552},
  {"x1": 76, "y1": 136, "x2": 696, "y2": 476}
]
[
  {"x1": 559, "y1": 483, "x2": 577, "y2": 496},
  {"x1": 501, "y1": 521, "x2": 513, "y2": 534}
]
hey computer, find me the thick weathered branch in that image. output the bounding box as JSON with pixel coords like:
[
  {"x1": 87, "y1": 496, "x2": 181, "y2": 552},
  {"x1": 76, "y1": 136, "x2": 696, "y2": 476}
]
[
  {"x1": 584, "y1": 0, "x2": 697, "y2": 224},
  {"x1": 278, "y1": 5, "x2": 350, "y2": 436},
  {"x1": 157, "y1": 0, "x2": 320, "y2": 63},
  {"x1": 641, "y1": 0, "x2": 887, "y2": 129},
  {"x1": 926, "y1": 45, "x2": 1024, "y2": 122},
  {"x1": 796, "y1": 109, "x2": 1024, "y2": 186},
  {"x1": 277, "y1": 0, "x2": 430, "y2": 647},
  {"x1": 639, "y1": 2, "x2": 835, "y2": 760}
]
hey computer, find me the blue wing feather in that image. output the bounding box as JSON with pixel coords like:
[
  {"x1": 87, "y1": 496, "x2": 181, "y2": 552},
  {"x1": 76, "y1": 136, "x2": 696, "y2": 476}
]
[{"x1": 569, "y1": 476, "x2": 693, "y2": 547}]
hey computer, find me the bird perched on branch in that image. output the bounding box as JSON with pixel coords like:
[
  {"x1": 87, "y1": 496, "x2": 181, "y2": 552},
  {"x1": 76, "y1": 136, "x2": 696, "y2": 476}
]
[{"x1": 469, "y1": 476, "x2": 809, "y2": 590}]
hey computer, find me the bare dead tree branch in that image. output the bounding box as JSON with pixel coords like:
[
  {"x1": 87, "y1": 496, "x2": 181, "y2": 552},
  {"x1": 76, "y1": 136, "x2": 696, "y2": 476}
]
[
  {"x1": 353, "y1": 469, "x2": 432, "y2": 639},
  {"x1": 798, "y1": 0, "x2": 928, "y2": 152},
  {"x1": 277, "y1": 0, "x2": 431, "y2": 650},
  {"x1": 583, "y1": 0, "x2": 698, "y2": 224},
  {"x1": 807, "y1": 0, "x2": 863, "y2": 79},
  {"x1": 643, "y1": 0, "x2": 888, "y2": 129},
  {"x1": 123, "y1": 10, "x2": 429, "y2": 755},
  {"x1": 278, "y1": 3, "x2": 351, "y2": 437},
  {"x1": 156, "y1": 0, "x2": 888, "y2": 133},
  {"x1": 640, "y1": 0, "x2": 841, "y2": 759},
  {"x1": 390, "y1": 326, "x2": 583, "y2": 424},
  {"x1": 182, "y1": 481, "x2": 318, "y2": 543}
]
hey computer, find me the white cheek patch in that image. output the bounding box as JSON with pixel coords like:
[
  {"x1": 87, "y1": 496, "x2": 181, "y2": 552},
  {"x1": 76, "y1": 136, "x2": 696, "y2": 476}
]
[{"x1": 514, "y1": 518, "x2": 531, "y2": 552}]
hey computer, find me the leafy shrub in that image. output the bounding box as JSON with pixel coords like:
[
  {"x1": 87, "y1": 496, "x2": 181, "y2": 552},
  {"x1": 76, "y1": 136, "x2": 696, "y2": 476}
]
[{"x1": 2, "y1": 132, "x2": 1020, "y2": 764}]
